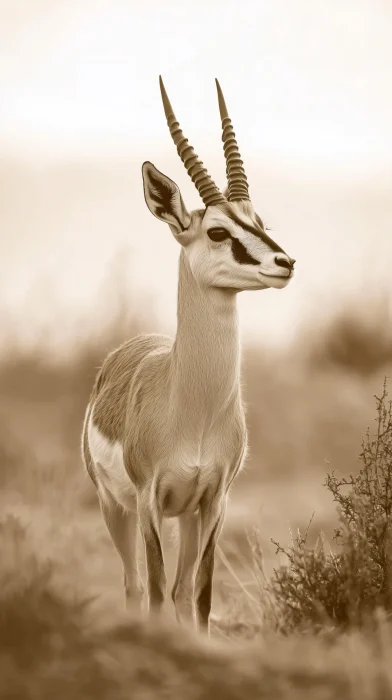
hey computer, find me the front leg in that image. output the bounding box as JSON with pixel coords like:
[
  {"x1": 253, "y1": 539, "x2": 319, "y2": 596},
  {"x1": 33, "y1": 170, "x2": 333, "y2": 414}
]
[
  {"x1": 194, "y1": 488, "x2": 227, "y2": 633},
  {"x1": 138, "y1": 489, "x2": 166, "y2": 615},
  {"x1": 171, "y1": 511, "x2": 199, "y2": 626}
]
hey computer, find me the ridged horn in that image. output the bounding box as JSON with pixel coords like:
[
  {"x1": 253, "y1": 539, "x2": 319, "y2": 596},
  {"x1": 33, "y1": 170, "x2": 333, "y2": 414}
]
[
  {"x1": 215, "y1": 79, "x2": 250, "y2": 202},
  {"x1": 159, "y1": 76, "x2": 226, "y2": 207}
]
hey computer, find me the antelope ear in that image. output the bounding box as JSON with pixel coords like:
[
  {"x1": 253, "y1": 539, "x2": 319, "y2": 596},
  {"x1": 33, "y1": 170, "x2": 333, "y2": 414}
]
[{"x1": 142, "y1": 162, "x2": 191, "y2": 235}]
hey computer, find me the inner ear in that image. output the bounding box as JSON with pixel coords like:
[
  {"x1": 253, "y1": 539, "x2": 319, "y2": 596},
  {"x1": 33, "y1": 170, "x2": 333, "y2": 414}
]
[{"x1": 142, "y1": 162, "x2": 191, "y2": 234}]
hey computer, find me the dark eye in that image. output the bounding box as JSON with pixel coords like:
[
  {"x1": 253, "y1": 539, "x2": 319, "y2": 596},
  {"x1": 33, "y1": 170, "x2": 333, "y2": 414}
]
[{"x1": 207, "y1": 228, "x2": 229, "y2": 242}]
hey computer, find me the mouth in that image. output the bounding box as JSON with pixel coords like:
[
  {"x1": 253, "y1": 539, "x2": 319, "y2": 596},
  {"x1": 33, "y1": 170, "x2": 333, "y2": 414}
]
[{"x1": 259, "y1": 270, "x2": 293, "y2": 279}]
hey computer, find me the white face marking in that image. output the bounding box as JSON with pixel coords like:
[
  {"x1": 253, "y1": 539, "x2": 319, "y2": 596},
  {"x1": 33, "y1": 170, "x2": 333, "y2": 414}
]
[
  {"x1": 182, "y1": 206, "x2": 293, "y2": 292},
  {"x1": 88, "y1": 405, "x2": 136, "y2": 509}
]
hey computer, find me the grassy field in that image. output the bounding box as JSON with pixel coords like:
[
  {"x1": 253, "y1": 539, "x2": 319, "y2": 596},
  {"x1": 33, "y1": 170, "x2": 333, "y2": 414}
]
[{"x1": 1, "y1": 291, "x2": 392, "y2": 698}]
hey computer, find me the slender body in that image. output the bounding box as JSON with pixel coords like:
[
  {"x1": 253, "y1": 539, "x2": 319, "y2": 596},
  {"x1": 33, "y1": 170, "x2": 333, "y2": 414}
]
[{"x1": 82, "y1": 77, "x2": 296, "y2": 632}]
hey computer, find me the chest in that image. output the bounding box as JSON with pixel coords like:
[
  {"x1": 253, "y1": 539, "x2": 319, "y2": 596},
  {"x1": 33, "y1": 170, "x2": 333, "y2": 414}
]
[
  {"x1": 162, "y1": 404, "x2": 247, "y2": 473},
  {"x1": 157, "y1": 427, "x2": 247, "y2": 517}
]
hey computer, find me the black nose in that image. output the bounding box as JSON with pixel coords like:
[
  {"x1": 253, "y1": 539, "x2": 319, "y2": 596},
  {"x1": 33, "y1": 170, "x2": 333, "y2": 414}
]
[{"x1": 274, "y1": 254, "x2": 295, "y2": 271}]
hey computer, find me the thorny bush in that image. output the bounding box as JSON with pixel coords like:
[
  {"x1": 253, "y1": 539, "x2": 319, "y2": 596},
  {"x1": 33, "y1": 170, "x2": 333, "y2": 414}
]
[{"x1": 267, "y1": 377, "x2": 392, "y2": 632}]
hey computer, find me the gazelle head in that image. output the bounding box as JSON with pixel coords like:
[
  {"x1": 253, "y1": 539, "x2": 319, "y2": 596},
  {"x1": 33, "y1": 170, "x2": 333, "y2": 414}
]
[{"x1": 142, "y1": 77, "x2": 295, "y2": 293}]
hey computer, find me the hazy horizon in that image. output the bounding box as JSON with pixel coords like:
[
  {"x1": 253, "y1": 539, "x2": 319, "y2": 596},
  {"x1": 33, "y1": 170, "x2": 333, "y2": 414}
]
[{"x1": 1, "y1": 0, "x2": 391, "y2": 349}]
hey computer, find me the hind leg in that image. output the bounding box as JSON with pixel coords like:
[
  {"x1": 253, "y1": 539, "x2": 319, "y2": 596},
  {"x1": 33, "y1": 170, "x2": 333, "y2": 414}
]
[{"x1": 99, "y1": 487, "x2": 144, "y2": 610}]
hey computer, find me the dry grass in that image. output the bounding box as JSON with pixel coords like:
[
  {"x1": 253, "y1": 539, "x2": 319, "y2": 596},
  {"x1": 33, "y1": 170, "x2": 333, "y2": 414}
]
[
  {"x1": 1, "y1": 285, "x2": 392, "y2": 698},
  {"x1": 1, "y1": 507, "x2": 392, "y2": 700},
  {"x1": 1, "y1": 510, "x2": 392, "y2": 699}
]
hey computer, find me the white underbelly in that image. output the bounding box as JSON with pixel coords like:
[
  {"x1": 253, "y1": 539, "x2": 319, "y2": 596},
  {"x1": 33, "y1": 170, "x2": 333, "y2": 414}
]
[{"x1": 88, "y1": 404, "x2": 136, "y2": 510}]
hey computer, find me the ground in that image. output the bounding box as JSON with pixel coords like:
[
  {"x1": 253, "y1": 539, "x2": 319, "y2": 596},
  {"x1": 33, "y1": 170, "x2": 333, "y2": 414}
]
[{"x1": 1, "y1": 302, "x2": 392, "y2": 698}]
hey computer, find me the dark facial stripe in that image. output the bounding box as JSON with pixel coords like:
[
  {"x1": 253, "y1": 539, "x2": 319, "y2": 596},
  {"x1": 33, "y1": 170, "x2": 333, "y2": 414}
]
[
  {"x1": 230, "y1": 236, "x2": 259, "y2": 265},
  {"x1": 228, "y1": 210, "x2": 263, "y2": 237},
  {"x1": 234, "y1": 213, "x2": 284, "y2": 252},
  {"x1": 217, "y1": 203, "x2": 263, "y2": 237},
  {"x1": 261, "y1": 230, "x2": 284, "y2": 253},
  {"x1": 206, "y1": 223, "x2": 259, "y2": 265},
  {"x1": 217, "y1": 205, "x2": 285, "y2": 254}
]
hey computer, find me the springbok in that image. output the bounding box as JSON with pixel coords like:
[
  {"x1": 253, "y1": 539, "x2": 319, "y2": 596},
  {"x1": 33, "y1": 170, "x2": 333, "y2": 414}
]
[{"x1": 82, "y1": 76, "x2": 295, "y2": 632}]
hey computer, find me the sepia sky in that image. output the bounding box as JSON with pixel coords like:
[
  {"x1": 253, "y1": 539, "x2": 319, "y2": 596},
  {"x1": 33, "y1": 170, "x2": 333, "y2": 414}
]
[{"x1": 1, "y1": 0, "x2": 392, "y2": 348}]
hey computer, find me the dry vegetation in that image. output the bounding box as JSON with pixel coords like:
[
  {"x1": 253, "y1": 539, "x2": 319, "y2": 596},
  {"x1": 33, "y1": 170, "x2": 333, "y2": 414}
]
[{"x1": 1, "y1": 283, "x2": 392, "y2": 698}]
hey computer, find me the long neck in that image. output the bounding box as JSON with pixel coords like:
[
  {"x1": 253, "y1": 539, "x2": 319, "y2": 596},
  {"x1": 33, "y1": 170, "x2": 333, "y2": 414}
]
[{"x1": 170, "y1": 250, "x2": 241, "y2": 419}]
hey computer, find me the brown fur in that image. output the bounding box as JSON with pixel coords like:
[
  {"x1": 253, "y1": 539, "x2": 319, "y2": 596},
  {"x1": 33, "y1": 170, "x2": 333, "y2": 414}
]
[{"x1": 90, "y1": 334, "x2": 172, "y2": 443}]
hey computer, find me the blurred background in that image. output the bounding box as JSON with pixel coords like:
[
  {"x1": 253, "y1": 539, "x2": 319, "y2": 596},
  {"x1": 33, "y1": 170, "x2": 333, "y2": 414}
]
[{"x1": 1, "y1": 0, "x2": 392, "y2": 608}]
